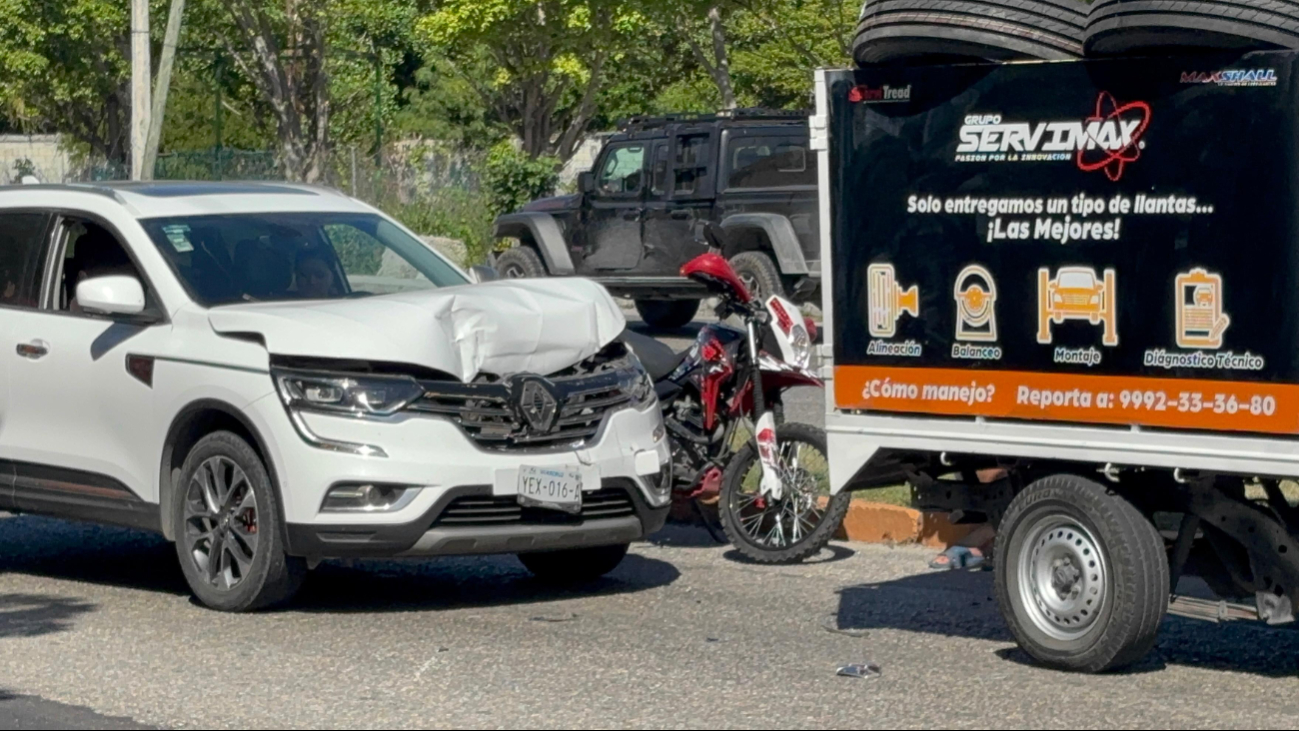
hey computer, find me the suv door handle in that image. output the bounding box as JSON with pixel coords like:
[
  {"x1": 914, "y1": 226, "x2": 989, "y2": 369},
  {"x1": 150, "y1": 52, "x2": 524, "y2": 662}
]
[
  {"x1": 670, "y1": 210, "x2": 693, "y2": 220},
  {"x1": 16, "y1": 340, "x2": 48, "y2": 360}
]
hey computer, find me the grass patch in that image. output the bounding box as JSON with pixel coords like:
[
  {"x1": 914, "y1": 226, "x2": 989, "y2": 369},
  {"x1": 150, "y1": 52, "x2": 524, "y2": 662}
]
[{"x1": 852, "y1": 484, "x2": 912, "y2": 507}]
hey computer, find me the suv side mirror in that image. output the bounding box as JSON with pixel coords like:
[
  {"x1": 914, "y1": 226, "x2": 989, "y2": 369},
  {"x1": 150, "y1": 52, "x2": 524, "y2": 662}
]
[
  {"x1": 469, "y1": 265, "x2": 499, "y2": 284},
  {"x1": 578, "y1": 171, "x2": 594, "y2": 195},
  {"x1": 76, "y1": 275, "x2": 146, "y2": 317}
]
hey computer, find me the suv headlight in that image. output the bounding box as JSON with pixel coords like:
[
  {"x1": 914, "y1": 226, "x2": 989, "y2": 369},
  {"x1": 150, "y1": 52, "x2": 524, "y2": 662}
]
[
  {"x1": 620, "y1": 357, "x2": 656, "y2": 407},
  {"x1": 273, "y1": 369, "x2": 425, "y2": 417}
]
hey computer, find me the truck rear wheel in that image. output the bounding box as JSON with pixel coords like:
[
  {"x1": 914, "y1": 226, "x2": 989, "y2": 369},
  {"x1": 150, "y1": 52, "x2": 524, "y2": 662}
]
[
  {"x1": 497, "y1": 245, "x2": 548, "y2": 279},
  {"x1": 634, "y1": 299, "x2": 700, "y2": 330},
  {"x1": 995, "y1": 474, "x2": 1168, "y2": 673}
]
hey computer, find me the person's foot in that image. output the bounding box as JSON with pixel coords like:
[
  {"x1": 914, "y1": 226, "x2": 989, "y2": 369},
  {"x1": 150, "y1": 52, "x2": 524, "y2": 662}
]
[{"x1": 928, "y1": 546, "x2": 986, "y2": 570}]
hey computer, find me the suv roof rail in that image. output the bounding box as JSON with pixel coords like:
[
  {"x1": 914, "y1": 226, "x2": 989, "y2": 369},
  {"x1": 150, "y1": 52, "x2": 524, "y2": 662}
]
[{"x1": 618, "y1": 108, "x2": 809, "y2": 131}]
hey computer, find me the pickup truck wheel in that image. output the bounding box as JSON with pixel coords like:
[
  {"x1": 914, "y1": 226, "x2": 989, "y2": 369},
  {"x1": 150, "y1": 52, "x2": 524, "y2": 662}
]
[
  {"x1": 634, "y1": 299, "x2": 700, "y2": 330},
  {"x1": 995, "y1": 474, "x2": 1168, "y2": 673},
  {"x1": 730, "y1": 251, "x2": 785, "y2": 303},
  {"x1": 517, "y1": 543, "x2": 630, "y2": 584},
  {"x1": 497, "y1": 245, "x2": 548, "y2": 278},
  {"x1": 173, "y1": 431, "x2": 305, "y2": 612}
]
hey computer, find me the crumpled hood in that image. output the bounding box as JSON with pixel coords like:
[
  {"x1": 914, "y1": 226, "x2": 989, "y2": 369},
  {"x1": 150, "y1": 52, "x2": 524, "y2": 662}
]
[{"x1": 207, "y1": 278, "x2": 626, "y2": 382}]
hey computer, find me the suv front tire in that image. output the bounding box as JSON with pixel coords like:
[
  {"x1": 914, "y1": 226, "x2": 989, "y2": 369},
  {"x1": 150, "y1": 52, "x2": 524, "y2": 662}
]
[{"x1": 173, "y1": 431, "x2": 306, "y2": 612}]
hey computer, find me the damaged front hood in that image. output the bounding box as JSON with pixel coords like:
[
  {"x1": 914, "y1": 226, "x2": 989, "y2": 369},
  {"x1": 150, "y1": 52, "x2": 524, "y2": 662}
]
[{"x1": 207, "y1": 278, "x2": 626, "y2": 382}]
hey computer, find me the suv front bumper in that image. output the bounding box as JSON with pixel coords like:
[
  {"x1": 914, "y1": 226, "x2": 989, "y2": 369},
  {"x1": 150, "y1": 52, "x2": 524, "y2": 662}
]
[
  {"x1": 285, "y1": 479, "x2": 667, "y2": 558},
  {"x1": 246, "y1": 394, "x2": 670, "y2": 559}
]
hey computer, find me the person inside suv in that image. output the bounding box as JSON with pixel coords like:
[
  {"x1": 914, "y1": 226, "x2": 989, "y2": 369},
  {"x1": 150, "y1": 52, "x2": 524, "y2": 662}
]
[{"x1": 294, "y1": 247, "x2": 341, "y2": 299}]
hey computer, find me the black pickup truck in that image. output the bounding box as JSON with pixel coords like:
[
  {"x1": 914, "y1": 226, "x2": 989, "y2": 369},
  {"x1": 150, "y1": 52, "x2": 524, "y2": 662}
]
[{"x1": 493, "y1": 110, "x2": 820, "y2": 329}]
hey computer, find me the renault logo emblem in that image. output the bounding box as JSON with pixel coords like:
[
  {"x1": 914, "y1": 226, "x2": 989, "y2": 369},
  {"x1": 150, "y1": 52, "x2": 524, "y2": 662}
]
[{"x1": 516, "y1": 378, "x2": 559, "y2": 432}]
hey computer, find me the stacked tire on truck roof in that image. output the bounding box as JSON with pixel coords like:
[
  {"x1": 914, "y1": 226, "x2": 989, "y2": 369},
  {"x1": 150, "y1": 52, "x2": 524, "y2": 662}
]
[{"x1": 849, "y1": 0, "x2": 1299, "y2": 673}]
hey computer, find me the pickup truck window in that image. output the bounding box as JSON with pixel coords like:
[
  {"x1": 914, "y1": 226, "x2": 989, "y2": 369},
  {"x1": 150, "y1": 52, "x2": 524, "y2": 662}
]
[
  {"x1": 724, "y1": 137, "x2": 815, "y2": 190},
  {"x1": 598, "y1": 144, "x2": 646, "y2": 195},
  {"x1": 142, "y1": 212, "x2": 467, "y2": 307},
  {"x1": 0, "y1": 212, "x2": 49, "y2": 309}
]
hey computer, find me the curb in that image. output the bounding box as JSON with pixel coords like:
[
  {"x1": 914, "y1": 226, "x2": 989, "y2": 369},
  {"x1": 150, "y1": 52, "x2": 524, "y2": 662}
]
[{"x1": 835, "y1": 500, "x2": 974, "y2": 549}]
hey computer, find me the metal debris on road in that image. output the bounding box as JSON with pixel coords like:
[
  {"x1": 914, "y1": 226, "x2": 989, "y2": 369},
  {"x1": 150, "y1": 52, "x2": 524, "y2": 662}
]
[{"x1": 836, "y1": 663, "x2": 882, "y2": 679}]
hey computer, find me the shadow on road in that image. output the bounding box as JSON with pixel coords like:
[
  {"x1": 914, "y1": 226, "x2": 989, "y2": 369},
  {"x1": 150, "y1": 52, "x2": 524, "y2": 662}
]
[
  {"x1": 1, "y1": 515, "x2": 681, "y2": 614},
  {"x1": 837, "y1": 569, "x2": 1299, "y2": 677},
  {"x1": 0, "y1": 593, "x2": 96, "y2": 640},
  {"x1": 0, "y1": 516, "x2": 188, "y2": 596},
  {"x1": 292, "y1": 552, "x2": 681, "y2": 614}
]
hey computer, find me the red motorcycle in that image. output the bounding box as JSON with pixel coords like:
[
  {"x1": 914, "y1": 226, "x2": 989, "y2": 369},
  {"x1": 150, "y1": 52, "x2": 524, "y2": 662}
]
[{"x1": 624, "y1": 249, "x2": 851, "y2": 563}]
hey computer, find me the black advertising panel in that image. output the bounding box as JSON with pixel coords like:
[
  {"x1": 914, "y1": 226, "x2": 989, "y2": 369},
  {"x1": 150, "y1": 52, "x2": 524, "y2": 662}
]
[{"x1": 829, "y1": 53, "x2": 1299, "y2": 435}]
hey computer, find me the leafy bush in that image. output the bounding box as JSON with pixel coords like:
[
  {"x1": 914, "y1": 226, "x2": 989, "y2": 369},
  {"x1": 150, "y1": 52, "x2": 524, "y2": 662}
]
[
  {"x1": 481, "y1": 142, "x2": 560, "y2": 218},
  {"x1": 386, "y1": 187, "x2": 496, "y2": 266}
]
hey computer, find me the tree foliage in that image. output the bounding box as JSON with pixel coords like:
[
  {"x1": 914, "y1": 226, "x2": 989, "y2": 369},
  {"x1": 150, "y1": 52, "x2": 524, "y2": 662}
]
[
  {"x1": 416, "y1": 0, "x2": 650, "y2": 161},
  {"x1": 0, "y1": 0, "x2": 863, "y2": 170},
  {"x1": 0, "y1": 0, "x2": 132, "y2": 162}
]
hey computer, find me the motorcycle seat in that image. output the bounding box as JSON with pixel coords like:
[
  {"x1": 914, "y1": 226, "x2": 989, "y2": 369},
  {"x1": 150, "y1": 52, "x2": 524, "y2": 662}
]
[{"x1": 621, "y1": 328, "x2": 688, "y2": 381}]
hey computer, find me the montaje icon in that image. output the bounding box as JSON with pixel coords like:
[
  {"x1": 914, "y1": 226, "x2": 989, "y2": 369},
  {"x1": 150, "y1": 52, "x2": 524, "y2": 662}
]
[
  {"x1": 868, "y1": 263, "x2": 919, "y2": 338},
  {"x1": 1037, "y1": 266, "x2": 1118, "y2": 346},
  {"x1": 954, "y1": 265, "x2": 998, "y2": 342}
]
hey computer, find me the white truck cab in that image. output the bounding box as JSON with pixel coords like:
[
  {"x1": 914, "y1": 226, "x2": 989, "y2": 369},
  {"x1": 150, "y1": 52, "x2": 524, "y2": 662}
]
[{"x1": 0, "y1": 182, "x2": 670, "y2": 611}]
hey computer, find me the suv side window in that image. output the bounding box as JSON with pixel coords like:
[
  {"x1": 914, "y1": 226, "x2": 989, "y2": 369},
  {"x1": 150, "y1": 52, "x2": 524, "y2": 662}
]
[
  {"x1": 0, "y1": 212, "x2": 50, "y2": 309},
  {"x1": 725, "y1": 136, "x2": 816, "y2": 189},
  {"x1": 675, "y1": 135, "x2": 710, "y2": 195},
  {"x1": 597, "y1": 144, "x2": 646, "y2": 195},
  {"x1": 56, "y1": 219, "x2": 150, "y2": 314}
]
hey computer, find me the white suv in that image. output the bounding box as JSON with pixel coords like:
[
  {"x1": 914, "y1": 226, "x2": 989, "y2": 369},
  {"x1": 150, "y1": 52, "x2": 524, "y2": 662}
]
[{"x1": 0, "y1": 182, "x2": 670, "y2": 611}]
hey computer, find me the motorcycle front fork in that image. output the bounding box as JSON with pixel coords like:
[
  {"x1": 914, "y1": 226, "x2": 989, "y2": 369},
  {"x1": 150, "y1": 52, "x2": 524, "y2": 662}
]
[{"x1": 746, "y1": 319, "x2": 785, "y2": 501}]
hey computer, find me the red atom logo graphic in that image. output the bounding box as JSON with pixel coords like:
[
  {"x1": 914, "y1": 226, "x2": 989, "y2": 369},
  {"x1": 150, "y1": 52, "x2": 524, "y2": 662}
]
[{"x1": 1076, "y1": 92, "x2": 1151, "y2": 182}]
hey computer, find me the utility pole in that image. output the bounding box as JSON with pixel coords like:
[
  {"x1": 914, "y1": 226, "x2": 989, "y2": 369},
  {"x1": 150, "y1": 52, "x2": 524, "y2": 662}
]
[
  {"x1": 130, "y1": 0, "x2": 152, "y2": 180},
  {"x1": 143, "y1": 0, "x2": 186, "y2": 181}
]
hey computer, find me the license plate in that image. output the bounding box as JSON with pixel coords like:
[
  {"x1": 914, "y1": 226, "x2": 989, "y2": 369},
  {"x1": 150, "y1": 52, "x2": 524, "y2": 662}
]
[{"x1": 517, "y1": 466, "x2": 584, "y2": 514}]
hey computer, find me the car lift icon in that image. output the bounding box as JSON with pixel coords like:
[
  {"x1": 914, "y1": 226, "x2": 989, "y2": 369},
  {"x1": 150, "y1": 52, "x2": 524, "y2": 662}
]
[
  {"x1": 1037, "y1": 266, "x2": 1118, "y2": 346},
  {"x1": 868, "y1": 263, "x2": 919, "y2": 338},
  {"x1": 953, "y1": 265, "x2": 998, "y2": 342}
]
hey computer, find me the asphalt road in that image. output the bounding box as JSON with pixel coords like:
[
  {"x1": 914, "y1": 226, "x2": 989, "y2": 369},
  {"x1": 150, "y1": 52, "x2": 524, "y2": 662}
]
[
  {"x1": 2, "y1": 518, "x2": 1299, "y2": 730},
  {"x1": 3, "y1": 316, "x2": 1299, "y2": 729}
]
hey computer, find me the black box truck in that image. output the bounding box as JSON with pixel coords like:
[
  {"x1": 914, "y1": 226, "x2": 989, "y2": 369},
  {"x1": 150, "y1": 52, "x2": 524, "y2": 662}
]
[{"x1": 817, "y1": 51, "x2": 1299, "y2": 672}]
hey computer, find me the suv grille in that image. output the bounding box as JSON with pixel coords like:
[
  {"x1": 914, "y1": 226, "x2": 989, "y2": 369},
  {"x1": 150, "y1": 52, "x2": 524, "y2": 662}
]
[
  {"x1": 434, "y1": 487, "x2": 636, "y2": 527},
  {"x1": 408, "y1": 346, "x2": 639, "y2": 451}
]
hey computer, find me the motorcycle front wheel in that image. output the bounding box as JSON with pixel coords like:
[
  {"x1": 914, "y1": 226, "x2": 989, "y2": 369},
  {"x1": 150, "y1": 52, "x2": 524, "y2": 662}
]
[{"x1": 719, "y1": 422, "x2": 851, "y2": 564}]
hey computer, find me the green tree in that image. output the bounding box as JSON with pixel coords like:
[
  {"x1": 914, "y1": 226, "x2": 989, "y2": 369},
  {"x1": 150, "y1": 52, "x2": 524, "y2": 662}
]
[
  {"x1": 416, "y1": 0, "x2": 651, "y2": 161},
  {"x1": 0, "y1": 0, "x2": 132, "y2": 163}
]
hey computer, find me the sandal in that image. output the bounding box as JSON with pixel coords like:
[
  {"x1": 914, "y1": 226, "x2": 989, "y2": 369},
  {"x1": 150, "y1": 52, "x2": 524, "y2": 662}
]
[{"x1": 928, "y1": 546, "x2": 986, "y2": 571}]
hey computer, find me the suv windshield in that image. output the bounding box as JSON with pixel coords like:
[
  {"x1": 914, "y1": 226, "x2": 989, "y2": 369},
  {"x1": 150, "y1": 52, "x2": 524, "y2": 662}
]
[{"x1": 141, "y1": 212, "x2": 467, "y2": 307}]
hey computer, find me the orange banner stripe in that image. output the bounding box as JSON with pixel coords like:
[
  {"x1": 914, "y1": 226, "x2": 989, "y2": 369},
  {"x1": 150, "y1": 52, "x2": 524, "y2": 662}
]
[{"x1": 834, "y1": 365, "x2": 1299, "y2": 435}]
